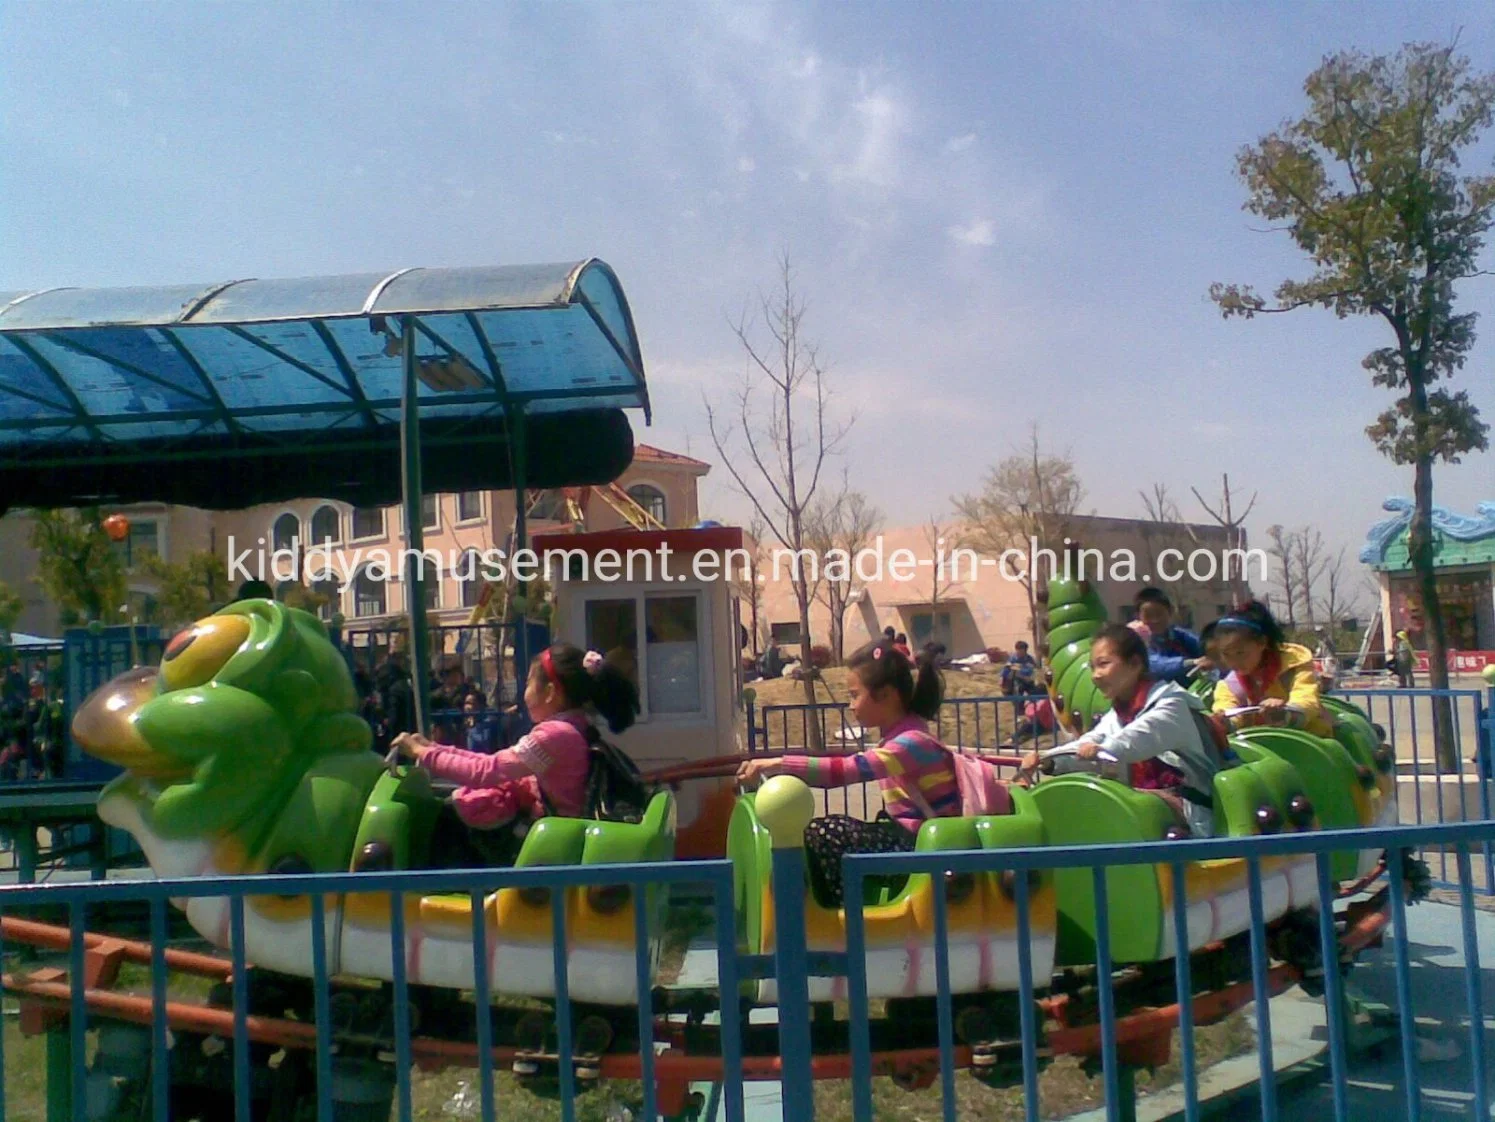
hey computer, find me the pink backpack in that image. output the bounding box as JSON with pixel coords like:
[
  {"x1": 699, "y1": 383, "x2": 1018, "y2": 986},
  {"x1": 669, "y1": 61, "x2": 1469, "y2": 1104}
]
[{"x1": 896, "y1": 731, "x2": 1014, "y2": 818}]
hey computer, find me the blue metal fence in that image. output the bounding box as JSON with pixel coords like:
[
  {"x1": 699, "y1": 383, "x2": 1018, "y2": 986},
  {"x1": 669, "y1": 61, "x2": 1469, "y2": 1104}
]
[{"x1": 6, "y1": 818, "x2": 1495, "y2": 1122}]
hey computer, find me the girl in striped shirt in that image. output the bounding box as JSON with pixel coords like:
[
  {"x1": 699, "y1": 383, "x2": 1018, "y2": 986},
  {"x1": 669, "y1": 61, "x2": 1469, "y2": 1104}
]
[{"x1": 737, "y1": 638, "x2": 953, "y2": 906}]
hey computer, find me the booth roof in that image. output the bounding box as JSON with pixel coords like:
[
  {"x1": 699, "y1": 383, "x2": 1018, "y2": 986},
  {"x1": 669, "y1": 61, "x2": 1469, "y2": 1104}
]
[{"x1": 0, "y1": 260, "x2": 648, "y2": 512}]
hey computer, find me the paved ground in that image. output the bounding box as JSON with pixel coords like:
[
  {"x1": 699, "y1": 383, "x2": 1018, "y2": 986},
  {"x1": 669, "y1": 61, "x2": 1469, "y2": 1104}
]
[
  {"x1": 1211, "y1": 897, "x2": 1495, "y2": 1122},
  {"x1": 674, "y1": 898, "x2": 1495, "y2": 1122},
  {"x1": 1336, "y1": 678, "x2": 1490, "y2": 770}
]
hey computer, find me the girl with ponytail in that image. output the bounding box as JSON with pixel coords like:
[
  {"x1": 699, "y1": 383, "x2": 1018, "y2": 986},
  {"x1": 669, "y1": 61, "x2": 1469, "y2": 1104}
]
[
  {"x1": 737, "y1": 637, "x2": 954, "y2": 907},
  {"x1": 395, "y1": 642, "x2": 640, "y2": 866}
]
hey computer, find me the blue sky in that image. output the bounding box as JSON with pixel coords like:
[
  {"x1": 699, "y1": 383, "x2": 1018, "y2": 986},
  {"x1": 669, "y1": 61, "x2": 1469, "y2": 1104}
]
[{"x1": 3, "y1": 1, "x2": 1492, "y2": 577}]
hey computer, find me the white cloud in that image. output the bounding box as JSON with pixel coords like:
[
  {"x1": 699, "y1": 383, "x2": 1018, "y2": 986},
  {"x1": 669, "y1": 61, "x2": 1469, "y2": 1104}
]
[
  {"x1": 737, "y1": 156, "x2": 756, "y2": 173},
  {"x1": 542, "y1": 129, "x2": 598, "y2": 147},
  {"x1": 945, "y1": 132, "x2": 977, "y2": 153},
  {"x1": 947, "y1": 218, "x2": 995, "y2": 247}
]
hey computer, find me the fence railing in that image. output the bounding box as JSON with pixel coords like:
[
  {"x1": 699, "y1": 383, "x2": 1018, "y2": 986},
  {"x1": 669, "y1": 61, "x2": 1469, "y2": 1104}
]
[
  {"x1": 750, "y1": 687, "x2": 1495, "y2": 877},
  {"x1": 4, "y1": 815, "x2": 1494, "y2": 1122}
]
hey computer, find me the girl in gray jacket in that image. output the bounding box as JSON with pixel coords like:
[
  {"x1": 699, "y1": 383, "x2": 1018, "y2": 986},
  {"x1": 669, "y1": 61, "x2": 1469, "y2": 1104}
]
[{"x1": 1022, "y1": 624, "x2": 1222, "y2": 837}]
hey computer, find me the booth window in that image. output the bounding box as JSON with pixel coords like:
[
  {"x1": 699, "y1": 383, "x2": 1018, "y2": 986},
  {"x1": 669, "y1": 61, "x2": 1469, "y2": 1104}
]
[
  {"x1": 585, "y1": 599, "x2": 640, "y2": 688},
  {"x1": 628, "y1": 484, "x2": 667, "y2": 525},
  {"x1": 645, "y1": 596, "x2": 700, "y2": 714},
  {"x1": 421, "y1": 494, "x2": 440, "y2": 531},
  {"x1": 583, "y1": 592, "x2": 706, "y2": 720}
]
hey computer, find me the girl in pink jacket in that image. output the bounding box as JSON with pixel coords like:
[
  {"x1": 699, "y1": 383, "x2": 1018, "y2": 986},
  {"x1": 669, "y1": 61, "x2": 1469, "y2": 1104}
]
[{"x1": 394, "y1": 643, "x2": 639, "y2": 866}]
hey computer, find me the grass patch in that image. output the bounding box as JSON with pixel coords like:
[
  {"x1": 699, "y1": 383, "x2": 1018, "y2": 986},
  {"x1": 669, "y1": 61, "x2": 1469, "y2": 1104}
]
[
  {"x1": 810, "y1": 1012, "x2": 1256, "y2": 1121},
  {"x1": 0, "y1": 1000, "x2": 1254, "y2": 1121}
]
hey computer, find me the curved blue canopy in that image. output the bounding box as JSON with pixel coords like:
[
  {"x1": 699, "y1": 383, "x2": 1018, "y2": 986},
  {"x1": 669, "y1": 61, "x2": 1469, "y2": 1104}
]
[
  {"x1": 0, "y1": 260, "x2": 650, "y2": 511},
  {"x1": 0, "y1": 259, "x2": 649, "y2": 440}
]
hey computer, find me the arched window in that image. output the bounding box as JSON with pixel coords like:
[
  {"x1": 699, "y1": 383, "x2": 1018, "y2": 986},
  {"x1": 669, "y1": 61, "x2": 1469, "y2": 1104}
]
[
  {"x1": 628, "y1": 485, "x2": 667, "y2": 525},
  {"x1": 313, "y1": 577, "x2": 341, "y2": 620},
  {"x1": 353, "y1": 569, "x2": 387, "y2": 618},
  {"x1": 310, "y1": 505, "x2": 340, "y2": 545},
  {"x1": 272, "y1": 513, "x2": 300, "y2": 552}
]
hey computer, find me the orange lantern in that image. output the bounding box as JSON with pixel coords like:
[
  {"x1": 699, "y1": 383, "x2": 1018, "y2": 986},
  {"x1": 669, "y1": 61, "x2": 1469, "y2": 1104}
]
[{"x1": 102, "y1": 514, "x2": 130, "y2": 542}]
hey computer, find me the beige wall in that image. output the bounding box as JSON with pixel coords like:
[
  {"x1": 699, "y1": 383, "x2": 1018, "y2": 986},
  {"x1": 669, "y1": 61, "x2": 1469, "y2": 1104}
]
[{"x1": 752, "y1": 516, "x2": 1247, "y2": 660}]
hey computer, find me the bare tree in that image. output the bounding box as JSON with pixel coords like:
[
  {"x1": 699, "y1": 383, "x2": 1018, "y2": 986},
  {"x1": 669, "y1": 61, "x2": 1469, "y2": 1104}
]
[
  {"x1": 704, "y1": 255, "x2": 853, "y2": 747},
  {"x1": 953, "y1": 424, "x2": 1084, "y2": 654},
  {"x1": 1316, "y1": 547, "x2": 1365, "y2": 642},
  {"x1": 805, "y1": 481, "x2": 883, "y2": 664},
  {"x1": 1137, "y1": 484, "x2": 1198, "y2": 614},
  {"x1": 1291, "y1": 529, "x2": 1328, "y2": 630},
  {"x1": 731, "y1": 514, "x2": 770, "y2": 661},
  {"x1": 921, "y1": 514, "x2": 963, "y2": 652},
  {"x1": 1265, "y1": 525, "x2": 1299, "y2": 629},
  {"x1": 1191, "y1": 474, "x2": 1258, "y2": 604}
]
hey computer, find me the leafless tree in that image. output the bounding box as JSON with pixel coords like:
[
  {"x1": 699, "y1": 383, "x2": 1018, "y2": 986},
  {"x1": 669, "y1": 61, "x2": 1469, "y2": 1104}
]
[
  {"x1": 1138, "y1": 483, "x2": 1199, "y2": 613},
  {"x1": 704, "y1": 255, "x2": 853, "y2": 747},
  {"x1": 805, "y1": 481, "x2": 883, "y2": 664},
  {"x1": 731, "y1": 514, "x2": 770, "y2": 660},
  {"x1": 1265, "y1": 525, "x2": 1299, "y2": 629},
  {"x1": 922, "y1": 514, "x2": 963, "y2": 652},
  {"x1": 1316, "y1": 547, "x2": 1366, "y2": 642},
  {"x1": 1292, "y1": 529, "x2": 1329, "y2": 629},
  {"x1": 1191, "y1": 474, "x2": 1258, "y2": 604},
  {"x1": 953, "y1": 424, "x2": 1084, "y2": 654}
]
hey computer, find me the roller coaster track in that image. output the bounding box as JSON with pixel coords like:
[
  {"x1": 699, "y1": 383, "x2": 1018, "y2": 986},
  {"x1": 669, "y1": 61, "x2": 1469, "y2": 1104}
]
[{"x1": 0, "y1": 887, "x2": 1390, "y2": 1106}]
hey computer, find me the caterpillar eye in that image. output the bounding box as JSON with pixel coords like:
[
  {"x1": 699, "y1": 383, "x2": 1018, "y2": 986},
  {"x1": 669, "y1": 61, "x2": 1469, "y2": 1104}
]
[{"x1": 160, "y1": 616, "x2": 251, "y2": 692}]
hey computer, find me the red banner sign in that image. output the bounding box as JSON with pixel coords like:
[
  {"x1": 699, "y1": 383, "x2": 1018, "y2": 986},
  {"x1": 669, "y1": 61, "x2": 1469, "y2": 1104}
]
[{"x1": 1411, "y1": 650, "x2": 1495, "y2": 673}]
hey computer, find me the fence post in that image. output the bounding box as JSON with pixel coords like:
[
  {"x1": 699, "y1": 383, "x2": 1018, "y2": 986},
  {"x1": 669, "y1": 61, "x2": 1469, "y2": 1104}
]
[
  {"x1": 746, "y1": 695, "x2": 757, "y2": 755},
  {"x1": 1479, "y1": 687, "x2": 1493, "y2": 781},
  {"x1": 755, "y1": 776, "x2": 817, "y2": 1122}
]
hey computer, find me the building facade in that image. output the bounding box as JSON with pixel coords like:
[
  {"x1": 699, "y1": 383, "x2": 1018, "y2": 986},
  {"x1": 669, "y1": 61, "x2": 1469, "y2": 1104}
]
[
  {"x1": 0, "y1": 445, "x2": 709, "y2": 639},
  {"x1": 752, "y1": 515, "x2": 1246, "y2": 660}
]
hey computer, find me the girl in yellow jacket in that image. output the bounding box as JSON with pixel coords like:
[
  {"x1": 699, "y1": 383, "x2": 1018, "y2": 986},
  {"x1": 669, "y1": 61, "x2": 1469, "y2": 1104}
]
[{"x1": 1211, "y1": 600, "x2": 1333, "y2": 738}]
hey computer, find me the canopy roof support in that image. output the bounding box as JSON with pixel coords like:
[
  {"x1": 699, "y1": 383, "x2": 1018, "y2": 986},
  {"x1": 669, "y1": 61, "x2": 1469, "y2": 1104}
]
[{"x1": 400, "y1": 315, "x2": 430, "y2": 735}]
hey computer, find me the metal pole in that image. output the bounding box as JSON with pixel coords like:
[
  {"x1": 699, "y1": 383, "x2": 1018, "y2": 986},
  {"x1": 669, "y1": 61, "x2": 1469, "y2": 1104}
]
[
  {"x1": 400, "y1": 315, "x2": 430, "y2": 735},
  {"x1": 511, "y1": 406, "x2": 529, "y2": 706}
]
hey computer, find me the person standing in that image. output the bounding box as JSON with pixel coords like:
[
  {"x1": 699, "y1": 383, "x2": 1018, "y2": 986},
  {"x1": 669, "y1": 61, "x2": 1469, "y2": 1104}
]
[{"x1": 1393, "y1": 630, "x2": 1416, "y2": 689}]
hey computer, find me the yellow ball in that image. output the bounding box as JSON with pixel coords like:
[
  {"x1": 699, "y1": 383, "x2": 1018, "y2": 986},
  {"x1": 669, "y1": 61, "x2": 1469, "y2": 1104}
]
[
  {"x1": 754, "y1": 775, "x2": 816, "y2": 848},
  {"x1": 1482, "y1": 664, "x2": 1495, "y2": 686}
]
